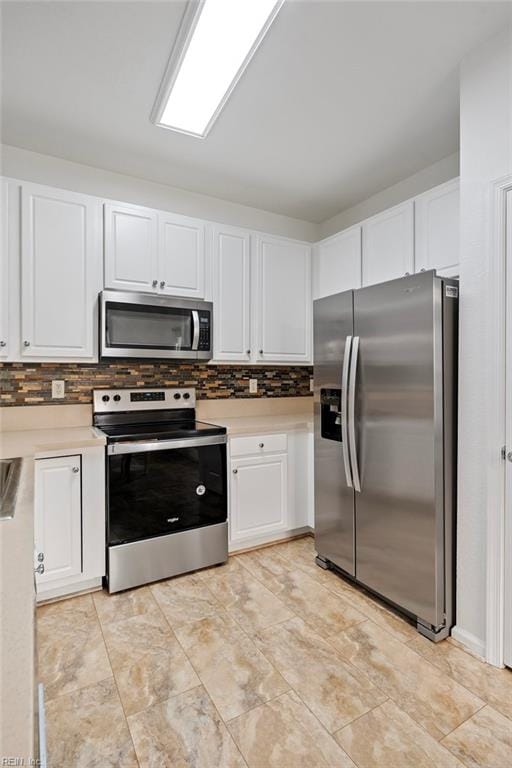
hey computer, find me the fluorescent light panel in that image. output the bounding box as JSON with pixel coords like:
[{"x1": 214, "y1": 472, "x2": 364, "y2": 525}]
[{"x1": 154, "y1": 0, "x2": 284, "y2": 137}]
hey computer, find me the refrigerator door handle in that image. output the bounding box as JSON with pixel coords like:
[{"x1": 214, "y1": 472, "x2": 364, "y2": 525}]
[
  {"x1": 348, "y1": 335, "x2": 361, "y2": 492},
  {"x1": 341, "y1": 335, "x2": 353, "y2": 487}
]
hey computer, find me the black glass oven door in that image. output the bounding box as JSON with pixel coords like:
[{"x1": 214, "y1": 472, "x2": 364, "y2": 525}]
[{"x1": 107, "y1": 442, "x2": 227, "y2": 546}]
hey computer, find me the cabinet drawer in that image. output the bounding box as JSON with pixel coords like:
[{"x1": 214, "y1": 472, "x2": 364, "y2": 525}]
[{"x1": 230, "y1": 433, "x2": 287, "y2": 457}]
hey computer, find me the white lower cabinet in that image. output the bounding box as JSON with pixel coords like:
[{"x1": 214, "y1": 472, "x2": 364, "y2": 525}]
[
  {"x1": 230, "y1": 453, "x2": 288, "y2": 545},
  {"x1": 34, "y1": 455, "x2": 82, "y2": 585},
  {"x1": 34, "y1": 446, "x2": 105, "y2": 601}
]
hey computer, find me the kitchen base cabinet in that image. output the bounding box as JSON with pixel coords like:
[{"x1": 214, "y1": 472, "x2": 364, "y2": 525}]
[{"x1": 35, "y1": 446, "x2": 105, "y2": 602}]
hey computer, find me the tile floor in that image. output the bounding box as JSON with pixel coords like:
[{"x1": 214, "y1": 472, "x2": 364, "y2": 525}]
[{"x1": 38, "y1": 535, "x2": 512, "y2": 768}]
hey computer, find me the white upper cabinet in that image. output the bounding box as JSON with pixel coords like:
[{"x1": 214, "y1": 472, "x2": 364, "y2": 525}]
[
  {"x1": 314, "y1": 226, "x2": 362, "y2": 299},
  {"x1": 414, "y1": 179, "x2": 459, "y2": 274},
  {"x1": 0, "y1": 180, "x2": 9, "y2": 357},
  {"x1": 158, "y1": 212, "x2": 205, "y2": 298},
  {"x1": 21, "y1": 183, "x2": 101, "y2": 358},
  {"x1": 256, "y1": 235, "x2": 312, "y2": 363},
  {"x1": 104, "y1": 202, "x2": 158, "y2": 292},
  {"x1": 362, "y1": 201, "x2": 414, "y2": 287},
  {"x1": 212, "y1": 225, "x2": 251, "y2": 361}
]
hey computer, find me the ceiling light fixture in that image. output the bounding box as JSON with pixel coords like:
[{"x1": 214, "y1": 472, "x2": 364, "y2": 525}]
[{"x1": 151, "y1": 0, "x2": 284, "y2": 138}]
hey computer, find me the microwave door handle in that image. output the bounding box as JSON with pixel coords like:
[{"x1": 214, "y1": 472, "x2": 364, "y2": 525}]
[{"x1": 192, "y1": 310, "x2": 200, "y2": 350}]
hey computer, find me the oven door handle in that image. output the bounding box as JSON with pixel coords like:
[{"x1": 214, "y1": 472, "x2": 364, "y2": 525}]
[
  {"x1": 108, "y1": 434, "x2": 227, "y2": 455},
  {"x1": 191, "y1": 310, "x2": 200, "y2": 351}
]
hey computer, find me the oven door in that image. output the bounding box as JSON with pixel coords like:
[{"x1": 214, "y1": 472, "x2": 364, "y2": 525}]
[
  {"x1": 107, "y1": 435, "x2": 227, "y2": 546},
  {"x1": 100, "y1": 290, "x2": 212, "y2": 360}
]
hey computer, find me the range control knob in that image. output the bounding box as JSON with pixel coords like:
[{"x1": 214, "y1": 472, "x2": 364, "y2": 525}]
[
  {"x1": 113, "y1": 394, "x2": 121, "y2": 402},
  {"x1": 102, "y1": 395, "x2": 110, "y2": 403},
  {"x1": 183, "y1": 392, "x2": 190, "y2": 400},
  {"x1": 174, "y1": 392, "x2": 181, "y2": 400}
]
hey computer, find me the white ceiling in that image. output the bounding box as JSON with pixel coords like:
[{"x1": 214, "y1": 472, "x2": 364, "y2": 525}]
[{"x1": 1, "y1": 1, "x2": 510, "y2": 223}]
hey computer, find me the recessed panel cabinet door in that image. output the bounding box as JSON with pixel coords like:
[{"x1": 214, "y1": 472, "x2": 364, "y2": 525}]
[
  {"x1": 256, "y1": 236, "x2": 312, "y2": 363},
  {"x1": 104, "y1": 202, "x2": 158, "y2": 292},
  {"x1": 230, "y1": 455, "x2": 288, "y2": 543},
  {"x1": 158, "y1": 213, "x2": 205, "y2": 298},
  {"x1": 34, "y1": 456, "x2": 82, "y2": 586},
  {"x1": 414, "y1": 179, "x2": 459, "y2": 274},
  {"x1": 362, "y1": 201, "x2": 414, "y2": 287},
  {"x1": 21, "y1": 183, "x2": 101, "y2": 358},
  {"x1": 213, "y1": 225, "x2": 251, "y2": 361},
  {"x1": 314, "y1": 226, "x2": 362, "y2": 299}
]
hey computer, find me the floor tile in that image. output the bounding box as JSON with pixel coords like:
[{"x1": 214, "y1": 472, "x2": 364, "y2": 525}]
[
  {"x1": 236, "y1": 545, "x2": 297, "y2": 595},
  {"x1": 45, "y1": 678, "x2": 138, "y2": 768},
  {"x1": 408, "y1": 634, "x2": 512, "y2": 720},
  {"x1": 335, "y1": 699, "x2": 464, "y2": 768},
  {"x1": 37, "y1": 595, "x2": 112, "y2": 701},
  {"x1": 93, "y1": 585, "x2": 158, "y2": 626},
  {"x1": 253, "y1": 616, "x2": 386, "y2": 732},
  {"x1": 173, "y1": 612, "x2": 289, "y2": 721},
  {"x1": 128, "y1": 685, "x2": 245, "y2": 768},
  {"x1": 228, "y1": 690, "x2": 356, "y2": 768},
  {"x1": 204, "y1": 557, "x2": 294, "y2": 633},
  {"x1": 332, "y1": 620, "x2": 484, "y2": 740},
  {"x1": 151, "y1": 572, "x2": 222, "y2": 628},
  {"x1": 102, "y1": 607, "x2": 200, "y2": 715},
  {"x1": 441, "y1": 705, "x2": 512, "y2": 768}
]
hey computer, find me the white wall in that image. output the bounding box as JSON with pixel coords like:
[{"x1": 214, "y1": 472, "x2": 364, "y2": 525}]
[
  {"x1": 318, "y1": 152, "x2": 459, "y2": 239},
  {"x1": 454, "y1": 25, "x2": 512, "y2": 658},
  {"x1": 0, "y1": 144, "x2": 316, "y2": 242}
]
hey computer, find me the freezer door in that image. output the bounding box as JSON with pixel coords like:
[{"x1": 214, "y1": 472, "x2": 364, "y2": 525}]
[
  {"x1": 353, "y1": 272, "x2": 445, "y2": 627},
  {"x1": 313, "y1": 291, "x2": 355, "y2": 575}
]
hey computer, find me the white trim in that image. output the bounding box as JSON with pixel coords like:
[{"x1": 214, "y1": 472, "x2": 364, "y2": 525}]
[
  {"x1": 451, "y1": 625, "x2": 486, "y2": 660},
  {"x1": 485, "y1": 173, "x2": 512, "y2": 668}
]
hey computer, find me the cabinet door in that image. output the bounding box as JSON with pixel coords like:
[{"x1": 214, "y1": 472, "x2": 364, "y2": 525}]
[
  {"x1": 0, "y1": 180, "x2": 8, "y2": 357},
  {"x1": 158, "y1": 212, "x2": 205, "y2": 298},
  {"x1": 314, "y1": 226, "x2": 361, "y2": 299},
  {"x1": 21, "y1": 183, "x2": 101, "y2": 358},
  {"x1": 230, "y1": 454, "x2": 287, "y2": 543},
  {"x1": 362, "y1": 201, "x2": 414, "y2": 287},
  {"x1": 213, "y1": 225, "x2": 251, "y2": 361},
  {"x1": 104, "y1": 202, "x2": 158, "y2": 292},
  {"x1": 256, "y1": 235, "x2": 311, "y2": 363},
  {"x1": 414, "y1": 179, "x2": 459, "y2": 273},
  {"x1": 34, "y1": 456, "x2": 82, "y2": 585}
]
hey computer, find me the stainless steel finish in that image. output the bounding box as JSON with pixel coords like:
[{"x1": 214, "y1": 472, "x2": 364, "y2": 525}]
[
  {"x1": 191, "y1": 310, "x2": 200, "y2": 350},
  {"x1": 72, "y1": 466, "x2": 79, "y2": 474},
  {"x1": 35, "y1": 563, "x2": 45, "y2": 575},
  {"x1": 160, "y1": 280, "x2": 166, "y2": 289},
  {"x1": 23, "y1": 340, "x2": 30, "y2": 346},
  {"x1": 107, "y1": 521, "x2": 228, "y2": 593},
  {"x1": 348, "y1": 335, "x2": 361, "y2": 492},
  {"x1": 259, "y1": 442, "x2": 264, "y2": 448},
  {"x1": 0, "y1": 458, "x2": 22, "y2": 521},
  {"x1": 232, "y1": 468, "x2": 238, "y2": 474},
  {"x1": 107, "y1": 434, "x2": 227, "y2": 455},
  {"x1": 341, "y1": 335, "x2": 353, "y2": 487},
  {"x1": 37, "y1": 552, "x2": 44, "y2": 562},
  {"x1": 314, "y1": 291, "x2": 355, "y2": 576},
  {"x1": 99, "y1": 290, "x2": 213, "y2": 361},
  {"x1": 93, "y1": 387, "x2": 196, "y2": 413}
]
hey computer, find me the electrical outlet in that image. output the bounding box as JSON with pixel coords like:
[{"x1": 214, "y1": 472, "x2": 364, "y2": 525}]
[
  {"x1": 249, "y1": 378, "x2": 258, "y2": 394},
  {"x1": 52, "y1": 380, "x2": 65, "y2": 399},
  {"x1": 310, "y1": 377, "x2": 314, "y2": 392}
]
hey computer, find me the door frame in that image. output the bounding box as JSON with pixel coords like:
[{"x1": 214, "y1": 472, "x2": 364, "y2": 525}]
[{"x1": 486, "y1": 173, "x2": 512, "y2": 667}]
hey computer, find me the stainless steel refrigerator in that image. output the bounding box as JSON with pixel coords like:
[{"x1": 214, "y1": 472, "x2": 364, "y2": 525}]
[{"x1": 313, "y1": 271, "x2": 458, "y2": 641}]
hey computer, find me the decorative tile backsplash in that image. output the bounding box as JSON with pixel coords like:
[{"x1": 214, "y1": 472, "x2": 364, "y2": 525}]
[{"x1": 0, "y1": 362, "x2": 313, "y2": 406}]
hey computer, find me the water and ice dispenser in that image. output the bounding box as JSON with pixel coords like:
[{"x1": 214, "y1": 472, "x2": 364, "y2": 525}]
[{"x1": 320, "y1": 388, "x2": 342, "y2": 441}]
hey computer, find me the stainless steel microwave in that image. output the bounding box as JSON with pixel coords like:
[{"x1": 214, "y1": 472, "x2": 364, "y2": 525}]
[{"x1": 100, "y1": 290, "x2": 213, "y2": 360}]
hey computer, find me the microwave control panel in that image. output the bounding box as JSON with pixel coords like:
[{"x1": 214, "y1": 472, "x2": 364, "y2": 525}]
[{"x1": 198, "y1": 311, "x2": 211, "y2": 351}]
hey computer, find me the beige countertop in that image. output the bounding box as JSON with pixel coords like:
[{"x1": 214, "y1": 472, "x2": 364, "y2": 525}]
[
  {"x1": 206, "y1": 412, "x2": 313, "y2": 436},
  {"x1": 0, "y1": 426, "x2": 106, "y2": 460}
]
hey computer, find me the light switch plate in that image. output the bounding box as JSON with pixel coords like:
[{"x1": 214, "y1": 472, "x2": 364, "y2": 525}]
[
  {"x1": 52, "y1": 380, "x2": 65, "y2": 399},
  {"x1": 249, "y1": 379, "x2": 258, "y2": 394}
]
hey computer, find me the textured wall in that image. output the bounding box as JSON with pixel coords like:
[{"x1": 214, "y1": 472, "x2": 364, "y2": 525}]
[{"x1": 0, "y1": 362, "x2": 313, "y2": 406}]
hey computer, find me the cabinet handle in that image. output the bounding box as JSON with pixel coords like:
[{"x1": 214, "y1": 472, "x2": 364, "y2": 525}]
[
  {"x1": 152, "y1": 279, "x2": 158, "y2": 288},
  {"x1": 246, "y1": 350, "x2": 251, "y2": 355},
  {"x1": 259, "y1": 443, "x2": 265, "y2": 448},
  {"x1": 72, "y1": 466, "x2": 80, "y2": 474},
  {"x1": 0, "y1": 341, "x2": 6, "y2": 347},
  {"x1": 259, "y1": 349, "x2": 263, "y2": 355},
  {"x1": 37, "y1": 552, "x2": 44, "y2": 562},
  {"x1": 160, "y1": 280, "x2": 166, "y2": 289},
  {"x1": 232, "y1": 468, "x2": 238, "y2": 474},
  {"x1": 23, "y1": 340, "x2": 30, "y2": 347},
  {"x1": 35, "y1": 563, "x2": 45, "y2": 575},
  {"x1": 420, "y1": 268, "x2": 426, "y2": 272},
  {"x1": 404, "y1": 272, "x2": 410, "y2": 276}
]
